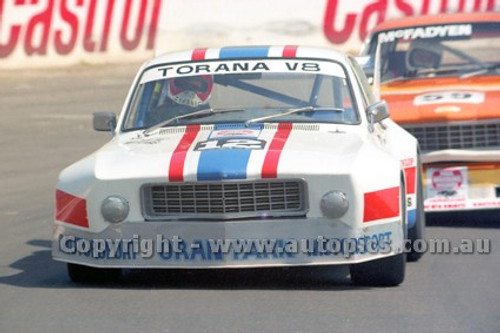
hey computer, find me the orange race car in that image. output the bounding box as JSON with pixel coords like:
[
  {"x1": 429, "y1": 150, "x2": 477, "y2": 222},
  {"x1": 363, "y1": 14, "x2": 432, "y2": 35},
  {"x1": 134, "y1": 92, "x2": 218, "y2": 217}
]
[{"x1": 359, "y1": 12, "x2": 500, "y2": 212}]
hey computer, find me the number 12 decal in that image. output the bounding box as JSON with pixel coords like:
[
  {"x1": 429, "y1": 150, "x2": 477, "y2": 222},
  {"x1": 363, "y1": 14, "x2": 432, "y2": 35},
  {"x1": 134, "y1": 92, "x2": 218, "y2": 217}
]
[{"x1": 195, "y1": 139, "x2": 266, "y2": 151}]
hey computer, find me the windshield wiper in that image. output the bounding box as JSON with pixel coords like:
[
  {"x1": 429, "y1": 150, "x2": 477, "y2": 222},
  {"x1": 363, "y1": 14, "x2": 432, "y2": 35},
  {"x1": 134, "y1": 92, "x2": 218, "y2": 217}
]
[
  {"x1": 459, "y1": 62, "x2": 500, "y2": 79},
  {"x1": 245, "y1": 106, "x2": 344, "y2": 125},
  {"x1": 143, "y1": 107, "x2": 245, "y2": 136}
]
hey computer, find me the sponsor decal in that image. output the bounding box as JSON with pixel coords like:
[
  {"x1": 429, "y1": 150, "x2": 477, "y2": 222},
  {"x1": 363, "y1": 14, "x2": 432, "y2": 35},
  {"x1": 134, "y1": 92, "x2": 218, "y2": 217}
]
[
  {"x1": 323, "y1": 0, "x2": 496, "y2": 45},
  {"x1": 427, "y1": 166, "x2": 468, "y2": 200},
  {"x1": 154, "y1": 61, "x2": 322, "y2": 80},
  {"x1": 211, "y1": 129, "x2": 261, "y2": 138},
  {"x1": 138, "y1": 45, "x2": 322, "y2": 84},
  {"x1": 424, "y1": 197, "x2": 467, "y2": 210},
  {"x1": 425, "y1": 199, "x2": 500, "y2": 211},
  {"x1": 378, "y1": 24, "x2": 472, "y2": 43},
  {"x1": 401, "y1": 157, "x2": 415, "y2": 167},
  {"x1": 157, "y1": 62, "x2": 272, "y2": 77},
  {"x1": 194, "y1": 138, "x2": 266, "y2": 151},
  {"x1": 3, "y1": 1, "x2": 499, "y2": 65},
  {"x1": 125, "y1": 137, "x2": 164, "y2": 145},
  {"x1": 0, "y1": 0, "x2": 160, "y2": 57},
  {"x1": 138, "y1": 46, "x2": 343, "y2": 84},
  {"x1": 58, "y1": 232, "x2": 393, "y2": 261}
]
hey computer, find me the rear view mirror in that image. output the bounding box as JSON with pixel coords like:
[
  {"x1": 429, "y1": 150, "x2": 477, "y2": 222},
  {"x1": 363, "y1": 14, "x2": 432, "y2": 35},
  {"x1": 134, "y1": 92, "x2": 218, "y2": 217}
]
[
  {"x1": 93, "y1": 112, "x2": 116, "y2": 132},
  {"x1": 367, "y1": 101, "x2": 390, "y2": 131}
]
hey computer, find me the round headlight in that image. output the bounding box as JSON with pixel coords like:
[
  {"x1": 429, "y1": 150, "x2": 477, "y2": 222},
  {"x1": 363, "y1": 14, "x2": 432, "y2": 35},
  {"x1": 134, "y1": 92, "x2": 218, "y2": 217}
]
[
  {"x1": 320, "y1": 191, "x2": 349, "y2": 218},
  {"x1": 101, "y1": 196, "x2": 129, "y2": 223}
]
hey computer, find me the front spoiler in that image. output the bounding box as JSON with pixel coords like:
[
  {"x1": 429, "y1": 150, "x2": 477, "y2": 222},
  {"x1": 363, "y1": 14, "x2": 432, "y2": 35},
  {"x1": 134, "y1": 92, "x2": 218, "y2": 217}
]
[{"x1": 52, "y1": 218, "x2": 403, "y2": 269}]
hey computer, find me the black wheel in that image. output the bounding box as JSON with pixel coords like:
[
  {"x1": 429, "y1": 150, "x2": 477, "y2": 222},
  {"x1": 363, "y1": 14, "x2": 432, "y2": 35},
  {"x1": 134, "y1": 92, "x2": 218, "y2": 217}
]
[
  {"x1": 67, "y1": 263, "x2": 121, "y2": 284},
  {"x1": 350, "y1": 179, "x2": 406, "y2": 286},
  {"x1": 407, "y1": 157, "x2": 426, "y2": 262}
]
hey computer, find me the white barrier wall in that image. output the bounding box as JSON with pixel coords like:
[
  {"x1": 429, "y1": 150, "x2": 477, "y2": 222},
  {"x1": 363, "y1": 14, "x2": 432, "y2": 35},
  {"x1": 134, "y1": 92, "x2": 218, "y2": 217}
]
[{"x1": 1, "y1": 0, "x2": 499, "y2": 68}]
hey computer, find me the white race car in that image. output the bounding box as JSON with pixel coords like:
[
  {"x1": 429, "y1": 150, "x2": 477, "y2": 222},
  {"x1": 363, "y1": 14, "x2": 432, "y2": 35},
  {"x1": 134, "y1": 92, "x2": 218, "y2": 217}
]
[{"x1": 53, "y1": 45, "x2": 424, "y2": 286}]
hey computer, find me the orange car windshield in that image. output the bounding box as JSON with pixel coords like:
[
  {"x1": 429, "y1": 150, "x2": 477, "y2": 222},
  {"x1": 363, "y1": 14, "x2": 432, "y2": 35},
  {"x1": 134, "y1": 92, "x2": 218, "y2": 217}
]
[{"x1": 365, "y1": 22, "x2": 500, "y2": 82}]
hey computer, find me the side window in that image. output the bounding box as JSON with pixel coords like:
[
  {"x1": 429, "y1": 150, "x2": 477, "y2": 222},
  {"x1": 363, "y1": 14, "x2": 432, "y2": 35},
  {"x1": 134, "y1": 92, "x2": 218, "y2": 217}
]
[{"x1": 347, "y1": 56, "x2": 377, "y2": 107}]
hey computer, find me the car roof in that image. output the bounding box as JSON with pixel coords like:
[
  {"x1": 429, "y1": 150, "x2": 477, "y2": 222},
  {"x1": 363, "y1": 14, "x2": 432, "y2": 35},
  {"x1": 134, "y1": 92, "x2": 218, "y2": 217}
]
[
  {"x1": 145, "y1": 45, "x2": 349, "y2": 68},
  {"x1": 372, "y1": 11, "x2": 500, "y2": 32}
]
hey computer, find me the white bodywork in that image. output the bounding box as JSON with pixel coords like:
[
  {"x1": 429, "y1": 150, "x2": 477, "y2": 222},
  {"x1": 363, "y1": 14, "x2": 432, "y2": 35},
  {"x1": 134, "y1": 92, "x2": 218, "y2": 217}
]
[{"x1": 53, "y1": 46, "x2": 420, "y2": 269}]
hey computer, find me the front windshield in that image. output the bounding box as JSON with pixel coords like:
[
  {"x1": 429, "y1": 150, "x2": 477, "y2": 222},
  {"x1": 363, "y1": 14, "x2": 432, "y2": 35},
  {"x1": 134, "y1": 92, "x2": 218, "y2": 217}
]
[
  {"x1": 363, "y1": 22, "x2": 500, "y2": 82},
  {"x1": 122, "y1": 59, "x2": 359, "y2": 131}
]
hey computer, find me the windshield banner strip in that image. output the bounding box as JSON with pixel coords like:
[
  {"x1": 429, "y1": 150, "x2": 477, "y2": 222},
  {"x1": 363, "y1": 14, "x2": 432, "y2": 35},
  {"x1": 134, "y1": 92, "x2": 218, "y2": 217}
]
[
  {"x1": 262, "y1": 123, "x2": 293, "y2": 179},
  {"x1": 168, "y1": 125, "x2": 201, "y2": 182}
]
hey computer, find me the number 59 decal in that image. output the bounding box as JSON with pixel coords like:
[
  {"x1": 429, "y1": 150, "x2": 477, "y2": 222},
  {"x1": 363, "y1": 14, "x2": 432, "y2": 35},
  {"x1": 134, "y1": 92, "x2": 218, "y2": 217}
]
[{"x1": 413, "y1": 91, "x2": 484, "y2": 106}]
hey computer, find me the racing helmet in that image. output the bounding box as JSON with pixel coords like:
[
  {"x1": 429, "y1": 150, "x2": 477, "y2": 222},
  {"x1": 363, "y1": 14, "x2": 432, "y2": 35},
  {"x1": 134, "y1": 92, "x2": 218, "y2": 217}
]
[
  {"x1": 406, "y1": 39, "x2": 443, "y2": 71},
  {"x1": 167, "y1": 75, "x2": 213, "y2": 107}
]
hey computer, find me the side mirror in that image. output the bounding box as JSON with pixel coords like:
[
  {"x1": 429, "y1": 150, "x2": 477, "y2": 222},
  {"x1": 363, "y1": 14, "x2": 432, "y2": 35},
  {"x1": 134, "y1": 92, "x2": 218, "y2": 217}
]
[
  {"x1": 93, "y1": 112, "x2": 116, "y2": 132},
  {"x1": 367, "y1": 101, "x2": 390, "y2": 132}
]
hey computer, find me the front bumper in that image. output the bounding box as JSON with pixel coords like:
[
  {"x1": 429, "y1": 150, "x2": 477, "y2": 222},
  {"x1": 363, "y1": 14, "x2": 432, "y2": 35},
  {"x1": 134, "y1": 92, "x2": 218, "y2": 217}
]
[{"x1": 53, "y1": 218, "x2": 403, "y2": 268}]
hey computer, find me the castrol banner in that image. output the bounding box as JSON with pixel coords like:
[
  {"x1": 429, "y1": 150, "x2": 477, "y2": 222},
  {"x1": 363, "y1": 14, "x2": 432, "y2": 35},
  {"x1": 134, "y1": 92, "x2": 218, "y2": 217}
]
[{"x1": 1, "y1": 0, "x2": 498, "y2": 68}]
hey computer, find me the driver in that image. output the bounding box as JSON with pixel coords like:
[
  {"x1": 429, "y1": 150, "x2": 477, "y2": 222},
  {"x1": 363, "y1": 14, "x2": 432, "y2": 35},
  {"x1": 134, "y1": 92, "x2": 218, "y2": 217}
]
[
  {"x1": 146, "y1": 75, "x2": 213, "y2": 125},
  {"x1": 167, "y1": 75, "x2": 213, "y2": 108}
]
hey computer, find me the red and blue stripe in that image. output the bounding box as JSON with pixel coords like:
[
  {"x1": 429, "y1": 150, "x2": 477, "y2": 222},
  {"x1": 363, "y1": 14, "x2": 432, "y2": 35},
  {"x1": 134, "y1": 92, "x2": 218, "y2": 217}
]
[{"x1": 190, "y1": 45, "x2": 298, "y2": 61}]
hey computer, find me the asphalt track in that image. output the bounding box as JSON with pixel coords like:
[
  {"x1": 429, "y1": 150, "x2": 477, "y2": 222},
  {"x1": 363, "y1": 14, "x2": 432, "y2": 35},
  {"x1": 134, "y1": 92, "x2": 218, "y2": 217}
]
[{"x1": 0, "y1": 63, "x2": 499, "y2": 333}]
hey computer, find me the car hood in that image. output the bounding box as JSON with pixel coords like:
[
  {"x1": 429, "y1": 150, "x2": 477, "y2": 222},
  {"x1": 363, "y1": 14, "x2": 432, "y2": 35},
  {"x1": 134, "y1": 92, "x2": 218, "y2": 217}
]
[
  {"x1": 381, "y1": 76, "x2": 500, "y2": 124},
  {"x1": 94, "y1": 124, "x2": 367, "y2": 181}
]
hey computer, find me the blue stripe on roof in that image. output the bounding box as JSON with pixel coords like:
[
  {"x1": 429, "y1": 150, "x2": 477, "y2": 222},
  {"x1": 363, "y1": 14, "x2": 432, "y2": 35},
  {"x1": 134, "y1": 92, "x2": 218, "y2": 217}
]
[{"x1": 219, "y1": 46, "x2": 270, "y2": 59}]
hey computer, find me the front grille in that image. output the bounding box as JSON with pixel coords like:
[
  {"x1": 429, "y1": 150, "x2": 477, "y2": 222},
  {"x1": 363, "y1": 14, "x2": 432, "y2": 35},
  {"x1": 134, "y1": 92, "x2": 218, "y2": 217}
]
[
  {"x1": 404, "y1": 121, "x2": 500, "y2": 152},
  {"x1": 142, "y1": 180, "x2": 307, "y2": 220}
]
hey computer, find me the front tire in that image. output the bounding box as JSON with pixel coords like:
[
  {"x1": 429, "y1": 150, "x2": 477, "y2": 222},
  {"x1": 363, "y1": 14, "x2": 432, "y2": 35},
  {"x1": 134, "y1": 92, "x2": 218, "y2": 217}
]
[
  {"x1": 67, "y1": 263, "x2": 121, "y2": 284},
  {"x1": 407, "y1": 157, "x2": 426, "y2": 262},
  {"x1": 350, "y1": 252, "x2": 406, "y2": 286}
]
